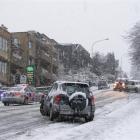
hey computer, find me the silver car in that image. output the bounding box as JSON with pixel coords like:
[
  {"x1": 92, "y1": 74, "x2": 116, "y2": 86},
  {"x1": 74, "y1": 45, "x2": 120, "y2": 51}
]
[
  {"x1": 2, "y1": 84, "x2": 36, "y2": 106},
  {"x1": 125, "y1": 80, "x2": 140, "y2": 93},
  {"x1": 40, "y1": 81, "x2": 95, "y2": 122}
]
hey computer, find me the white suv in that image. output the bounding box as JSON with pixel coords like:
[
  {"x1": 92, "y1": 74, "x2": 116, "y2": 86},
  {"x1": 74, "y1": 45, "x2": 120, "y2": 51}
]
[
  {"x1": 40, "y1": 81, "x2": 95, "y2": 122},
  {"x1": 125, "y1": 80, "x2": 140, "y2": 93}
]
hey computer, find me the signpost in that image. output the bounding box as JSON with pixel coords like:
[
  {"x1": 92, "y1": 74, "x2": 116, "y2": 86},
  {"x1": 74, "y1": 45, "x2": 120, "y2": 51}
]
[
  {"x1": 26, "y1": 65, "x2": 35, "y2": 86},
  {"x1": 20, "y1": 75, "x2": 27, "y2": 84}
]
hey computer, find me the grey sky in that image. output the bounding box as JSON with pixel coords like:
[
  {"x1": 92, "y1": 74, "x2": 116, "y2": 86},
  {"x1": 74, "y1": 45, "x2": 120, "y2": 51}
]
[{"x1": 1, "y1": 0, "x2": 140, "y2": 75}]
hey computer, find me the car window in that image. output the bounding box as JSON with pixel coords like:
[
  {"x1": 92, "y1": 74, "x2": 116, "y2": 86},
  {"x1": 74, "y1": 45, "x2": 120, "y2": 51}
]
[
  {"x1": 8, "y1": 87, "x2": 22, "y2": 91},
  {"x1": 25, "y1": 87, "x2": 31, "y2": 92},
  {"x1": 51, "y1": 83, "x2": 58, "y2": 91},
  {"x1": 1, "y1": 87, "x2": 9, "y2": 90},
  {"x1": 62, "y1": 83, "x2": 90, "y2": 96}
]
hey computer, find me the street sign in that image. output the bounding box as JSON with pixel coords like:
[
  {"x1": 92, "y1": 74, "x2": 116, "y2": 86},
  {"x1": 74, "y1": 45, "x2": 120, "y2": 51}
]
[
  {"x1": 20, "y1": 75, "x2": 27, "y2": 84},
  {"x1": 26, "y1": 65, "x2": 35, "y2": 85}
]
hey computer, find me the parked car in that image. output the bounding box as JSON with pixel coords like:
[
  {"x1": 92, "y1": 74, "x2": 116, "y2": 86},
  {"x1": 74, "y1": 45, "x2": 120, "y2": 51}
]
[
  {"x1": 98, "y1": 80, "x2": 109, "y2": 90},
  {"x1": 40, "y1": 81, "x2": 95, "y2": 122},
  {"x1": 0, "y1": 87, "x2": 10, "y2": 101},
  {"x1": 124, "y1": 80, "x2": 140, "y2": 93},
  {"x1": 1, "y1": 84, "x2": 37, "y2": 106}
]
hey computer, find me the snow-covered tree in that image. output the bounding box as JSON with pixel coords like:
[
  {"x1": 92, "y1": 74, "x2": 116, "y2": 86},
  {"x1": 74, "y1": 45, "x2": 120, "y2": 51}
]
[{"x1": 128, "y1": 22, "x2": 140, "y2": 79}]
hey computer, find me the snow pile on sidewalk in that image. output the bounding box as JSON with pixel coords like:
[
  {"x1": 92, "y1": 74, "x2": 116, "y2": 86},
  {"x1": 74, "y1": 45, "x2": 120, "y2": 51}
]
[{"x1": 12, "y1": 94, "x2": 140, "y2": 140}]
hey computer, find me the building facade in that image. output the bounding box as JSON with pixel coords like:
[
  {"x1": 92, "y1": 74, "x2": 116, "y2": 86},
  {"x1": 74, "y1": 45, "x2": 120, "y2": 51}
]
[
  {"x1": 55, "y1": 43, "x2": 91, "y2": 74},
  {"x1": 0, "y1": 25, "x2": 11, "y2": 85},
  {"x1": 11, "y1": 31, "x2": 58, "y2": 86}
]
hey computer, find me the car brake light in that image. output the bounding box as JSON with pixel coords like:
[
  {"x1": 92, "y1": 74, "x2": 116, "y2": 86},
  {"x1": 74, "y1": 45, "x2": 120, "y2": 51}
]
[
  {"x1": 54, "y1": 95, "x2": 61, "y2": 104},
  {"x1": 15, "y1": 92, "x2": 21, "y2": 96}
]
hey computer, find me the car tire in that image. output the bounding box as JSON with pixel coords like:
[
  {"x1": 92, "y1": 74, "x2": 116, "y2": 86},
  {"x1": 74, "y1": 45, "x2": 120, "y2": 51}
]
[
  {"x1": 85, "y1": 114, "x2": 94, "y2": 122},
  {"x1": 4, "y1": 102, "x2": 9, "y2": 106},
  {"x1": 49, "y1": 107, "x2": 55, "y2": 121},
  {"x1": 135, "y1": 88, "x2": 138, "y2": 93},
  {"x1": 40, "y1": 103, "x2": 47, "y2": 116},
  {"x1": 24, "y1": 98, "x2": 28, "y2": 105}
]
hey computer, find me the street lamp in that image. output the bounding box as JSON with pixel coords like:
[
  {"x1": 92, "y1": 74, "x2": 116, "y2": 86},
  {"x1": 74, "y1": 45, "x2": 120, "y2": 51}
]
[{"x1": 91, "y1": 38, "x2": 109, "y2": 58}]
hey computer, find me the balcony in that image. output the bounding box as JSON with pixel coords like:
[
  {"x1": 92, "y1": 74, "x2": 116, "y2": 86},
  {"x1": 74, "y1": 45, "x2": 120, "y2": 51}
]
[
  {"x1": 40, "y1": 50, "x2": 51, "y2": 63},
  {"x1": 29, "y1": 48, "x2": 36, "y2": 58},
  {"x1": 11, "y1": 54, "x2": 25, "y2": 68},
  {"x1": 41, "y1": 68, "x2": 51, "y2": 79},
  {"x1": 0, "y1": 73, "x2": 8, "y2": 83},
  {"x1": 0, "y1": 51, "x2": 9, "y2": 61}
]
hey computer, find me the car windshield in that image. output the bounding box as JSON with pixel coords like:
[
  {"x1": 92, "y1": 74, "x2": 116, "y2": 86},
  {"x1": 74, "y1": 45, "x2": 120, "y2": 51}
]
[{"x1": 62, "y1": 83, "x2": 90, "y2": 96}]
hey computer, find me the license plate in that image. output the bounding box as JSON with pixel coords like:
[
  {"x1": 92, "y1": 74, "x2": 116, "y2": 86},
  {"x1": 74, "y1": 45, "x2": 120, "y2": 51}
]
[{"x1": 60, "y1": 105, "x2": 70, "y2": 111}]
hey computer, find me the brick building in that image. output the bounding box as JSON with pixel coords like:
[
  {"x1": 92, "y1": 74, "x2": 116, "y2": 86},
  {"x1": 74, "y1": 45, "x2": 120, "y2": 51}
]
[
  {"x1": 11, "y1": 31, "x2": 58, "y2": 86},
  {"x1": 0, "y1": 25, "x2": 11, "y2": 85}
]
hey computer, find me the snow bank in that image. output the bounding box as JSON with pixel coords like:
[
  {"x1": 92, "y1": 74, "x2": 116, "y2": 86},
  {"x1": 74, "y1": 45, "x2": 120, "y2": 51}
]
[{"x1": 10, "y1": 94, "x2": 140, "y2": 140}]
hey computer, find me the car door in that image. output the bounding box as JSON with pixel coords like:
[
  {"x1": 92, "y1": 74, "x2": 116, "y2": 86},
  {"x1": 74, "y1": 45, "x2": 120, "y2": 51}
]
[{"x1": 45, "y1": 83, "x2": 58, "y2": 110}]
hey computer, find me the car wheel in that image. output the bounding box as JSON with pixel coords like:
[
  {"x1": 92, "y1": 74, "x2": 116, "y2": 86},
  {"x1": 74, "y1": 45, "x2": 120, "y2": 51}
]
[
  {"x1": 24, "y1": 98, "x2": 28, "y2": 105},
  {"x1": 85, "y1": 114, "x2": 94, "y2": 122},
  {"x1": 40, "y1": 103, "x2": 47, "y2": 116},
  {"x1": 135, "y1": 88, "x2": 138, "y2": 93},
  {"x1": 49, "y1": 107, "x2": 55, "y2": 121},
  {"x1": 4, "y1": 102, "x2": 9, "y2": 106}
]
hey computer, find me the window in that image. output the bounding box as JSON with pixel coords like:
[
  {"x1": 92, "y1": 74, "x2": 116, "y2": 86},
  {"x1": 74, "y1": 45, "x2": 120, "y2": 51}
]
[
  {"x1": 0, "y1": 37, "x2": 2, "y2": 49},
  {"x1": 0, "y1": 61, "x2": 7, "y2": 74},
  {"x1": 62, "y1": 83, "x2": 89, "y2": 95},
  {"x1": 52, "y1": 83, "x2": 58, "y2": 91},
  {"x1": 0, "y1": 37, "x2": 8, "y2": 52},
  {"x1": 13, "y1": 38, "x2": 20, "y2": 48},
  {"x1": 28, "y1": 41, "x2": 32, "y2": 49}
]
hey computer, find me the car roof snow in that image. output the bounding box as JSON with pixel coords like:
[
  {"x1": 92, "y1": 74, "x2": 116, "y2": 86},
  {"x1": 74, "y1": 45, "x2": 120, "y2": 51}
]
[{"x1": 54, "y1": 81, "x2": 89, "y2": 86}]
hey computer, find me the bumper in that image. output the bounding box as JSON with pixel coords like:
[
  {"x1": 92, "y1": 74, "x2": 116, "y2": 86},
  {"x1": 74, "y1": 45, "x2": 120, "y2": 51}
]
[
  {"x1": 53, "y1": 104, "x2": 95, "y2": 117},
  {"x1": 2, "y1": 97, "x2": 24, "y2": 104}
]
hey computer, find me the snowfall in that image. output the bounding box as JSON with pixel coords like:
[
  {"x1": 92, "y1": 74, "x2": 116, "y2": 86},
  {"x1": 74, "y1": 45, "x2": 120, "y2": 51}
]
[{"x1": 3, "y1": 89, "x2": 139, "y2": 140}]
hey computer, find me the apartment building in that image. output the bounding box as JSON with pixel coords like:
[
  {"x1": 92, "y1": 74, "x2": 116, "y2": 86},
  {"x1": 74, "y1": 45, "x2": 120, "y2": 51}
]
[
  {"x1": 55, "y1": 43, "x2": 91, "y2": 73},
  {"x1": 11, "y1": 31, "x2": 58, "y2": 86},
  {"x1": 0, "y1": 25, "x2": 11, "y2": 85}
]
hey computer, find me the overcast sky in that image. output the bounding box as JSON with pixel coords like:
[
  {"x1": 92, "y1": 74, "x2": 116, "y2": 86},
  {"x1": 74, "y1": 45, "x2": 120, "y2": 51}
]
[{"x1": 1, "y1": 0, "x2": 140, "y2": 75}]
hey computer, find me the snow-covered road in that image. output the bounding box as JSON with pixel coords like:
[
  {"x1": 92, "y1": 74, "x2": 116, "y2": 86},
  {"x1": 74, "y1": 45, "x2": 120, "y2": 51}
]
[{"x1": 0, "y1": 90, "x2": 140, "y2": 140}]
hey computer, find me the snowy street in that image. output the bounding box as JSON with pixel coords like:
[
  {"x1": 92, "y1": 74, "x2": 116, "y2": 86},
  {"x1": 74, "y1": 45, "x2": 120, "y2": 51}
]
[{"x1": 0, "y1": 90, "x2": 140, "y2": 140}]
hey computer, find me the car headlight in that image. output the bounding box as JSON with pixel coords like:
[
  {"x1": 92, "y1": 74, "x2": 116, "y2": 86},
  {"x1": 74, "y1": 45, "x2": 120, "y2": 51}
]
[
  {"x1": 122, "y1": 83, "x2": 125, "y2": 88},
  {"x1": 1, "y1": 93, "x2": 4, "y2": 97}
]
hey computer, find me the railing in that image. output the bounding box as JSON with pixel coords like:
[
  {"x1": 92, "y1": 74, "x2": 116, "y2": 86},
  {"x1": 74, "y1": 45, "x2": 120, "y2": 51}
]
[
  {"x1": 40, "y1": 50, "x2": 51, "y2": 63},
  {"x1": 0, "y1": 73, "x2": 8, "y2": 83},
  {"x1": 0, "y1": 51, "x2": 9, "y2": 60}
]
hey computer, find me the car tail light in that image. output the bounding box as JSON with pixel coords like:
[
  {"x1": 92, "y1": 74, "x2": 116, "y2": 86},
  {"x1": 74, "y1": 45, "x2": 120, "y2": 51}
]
[
  {"x1": 54, "y1": 95, "x2": 61, "y2": 104},
  {"x1": 14, "y1": 92, "x2": 21, "y2": 96},
  {"x1": 91, "y1": 96, "x2": 95, "y2": 105},
  {"x1": 122, "y1": 83, "x2": 125, "y2": 88}
]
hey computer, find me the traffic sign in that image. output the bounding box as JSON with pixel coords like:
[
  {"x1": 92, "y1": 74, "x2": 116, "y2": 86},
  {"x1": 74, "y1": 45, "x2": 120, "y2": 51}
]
[{"x1": 20, "y1": 75, "x2": 27, "y2": 84}]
